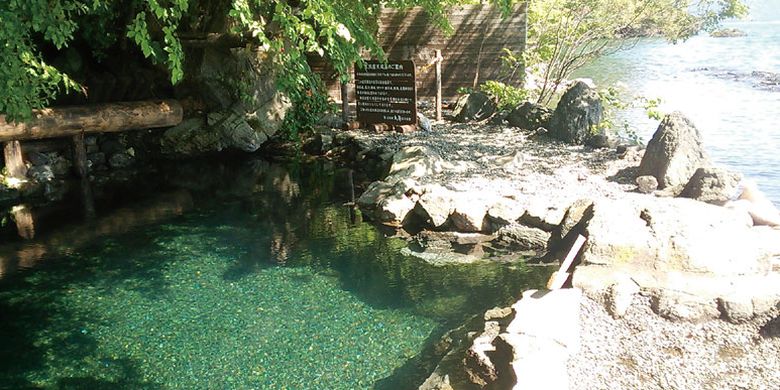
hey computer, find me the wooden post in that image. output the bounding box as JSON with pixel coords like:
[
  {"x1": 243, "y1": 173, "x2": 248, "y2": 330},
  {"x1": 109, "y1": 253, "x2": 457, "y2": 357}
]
[
  {"x1": 3, "y1": 141, "x2": 27, "y2": 179},
  {"x1": 72, "y1": 132, "x2": 95, "y2": 219},
  {"x1": 72, "y1": 132, "x2": 88, "y2": 179},
  {"x1": 341, "y1": 81, "x2": 350, "y2": 125},
  {"x1": 435, "y1": 50, "x2": 443, "y2": 121}
]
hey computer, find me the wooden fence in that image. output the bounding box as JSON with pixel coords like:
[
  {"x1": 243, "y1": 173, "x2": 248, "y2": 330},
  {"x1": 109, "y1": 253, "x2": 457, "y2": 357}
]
[{"x1": 310, "y1": 4, "x2": 528, "y2": 100}]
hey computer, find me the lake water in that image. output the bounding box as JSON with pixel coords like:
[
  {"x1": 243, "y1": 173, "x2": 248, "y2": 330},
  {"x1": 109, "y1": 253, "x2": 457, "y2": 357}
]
[
  {"x1": 575, "y1": 19, "x2": 780, "y2": 205},
  {"x1": 0, "y1": 159, "x2": 551, "y2": 389}
]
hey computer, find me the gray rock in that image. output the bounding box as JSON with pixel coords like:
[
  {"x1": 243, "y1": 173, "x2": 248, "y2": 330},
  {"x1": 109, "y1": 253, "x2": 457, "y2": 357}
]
[
  {"x1": 49, "y1": 155, "x2": 71, "y2": 177},
  {"x1": 108, "y1": 152, "x2": 134, "y2": 169},
  {"x1": 718, "y1": 295, "x2": 754, "y2": 323},
  {"x1": 651, "y1": 290, "x2": 719, "y2": 322},
  {"x1": 679, "y1": 167, "x2": 742, "y2": 205},
  {"x1": 636, "y1": 175, "x2": 659, "y2": 194},
  {"x1": 555, "y1": 199, "x2": 593, "y2": 243},
  {"x1": 497, "y1": 223, "x2": 551, "y2": 251},
  {"x1": 302, "y1": 128, "x2": 334, "y2": 156},
  {"x1": 415, "y1": 185, "x2": 454, "y2": 228},
  {"x1": 417, "y1": 112, "x2": 432, "y2": 131},
  {"x1": 28, "y1": 165, "x2": 54, "y2": 182},
  {"x1": 160, "y1": 110, "x2": 270, "y2": 156},
  {"x1": 484, "y1": 306, "x2": 513, "y2": 321},
  {"x1": 450, "y1": 194, "x2": 493, "y2": 232},
  {"x1": 638, "y1": 112, "x2": 710, "y2": 189},
  {"x1": 166, "y1": 46, "x2": 289, "y2": 156},
  {"x1": 549, "y1": 81, "x2": 603, "y2": 145},
  {"x1": 585, "y1": 133, "x2": 614, "y2": 149},
  {"x1": 356, "y1": 180, "x2": 417, "y2": 226},
  {"x1": 453, "y1": 92, "x2": 497, "y2": 122},
  {"x1": 486, "y1": 197, "x2": 526, "y2": 227},
  {"x1": 506, "y1": 102, "x2": 552, "y2": 130},
  {"x1": 209, "y1": 110, "x2": 269, "y2": 152},
  {"x1": 243, "y1": 92, "x2": 291, "y2": 140},
  {"x1": 521, "y1": 199, "x2": 567, "y2": 231},
  {"x1": 464, "y1": 321, "x2": 502, "y2": 387}
]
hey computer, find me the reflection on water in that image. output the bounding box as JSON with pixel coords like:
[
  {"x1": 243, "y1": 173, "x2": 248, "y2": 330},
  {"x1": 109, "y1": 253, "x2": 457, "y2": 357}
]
[
  {"x1": 575, "y1": 20, "x2": 780, "y2": 205},
  {"x1": 0, "y1": 157, "x2": 550, "y2": 389}
]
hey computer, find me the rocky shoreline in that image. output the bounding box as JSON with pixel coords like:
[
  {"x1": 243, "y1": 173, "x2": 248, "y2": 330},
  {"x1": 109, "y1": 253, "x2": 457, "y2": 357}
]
[
  {"x1": 329, "y1": 82, "x2": 780, "y2": 389},
  {"x1": 2, "y1": 76, "x2": 779, "y2": 389}
]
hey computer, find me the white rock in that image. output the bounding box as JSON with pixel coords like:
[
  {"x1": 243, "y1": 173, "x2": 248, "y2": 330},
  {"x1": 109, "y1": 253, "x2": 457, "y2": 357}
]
[
  {"x1": 507, "y1": 289, "x2": 582, "y2": 353},
  {"x1": 607, "y1": 276, "x2": 640, "y2": 318},
  {"x1": 416, "y1": 185, "x2": 454, "y2": 227}
]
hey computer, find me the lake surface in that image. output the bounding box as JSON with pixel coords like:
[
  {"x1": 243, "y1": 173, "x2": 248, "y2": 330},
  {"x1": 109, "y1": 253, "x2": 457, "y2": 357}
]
[
  {"x1": 0, "y1": 158, "x2": 550, "y2": 389},
  {"x1": 575, "y1": 19, "x2": 780, "y2": 205}
]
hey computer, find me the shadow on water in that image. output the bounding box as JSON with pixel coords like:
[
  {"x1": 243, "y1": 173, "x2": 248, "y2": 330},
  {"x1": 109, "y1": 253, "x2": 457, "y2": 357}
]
[
  {"x1": 0, "y1": 240, "x2": 174, "y2": 388},
  {"x1": 0, "y1": 156, "x2": 551, "y2": 388}
]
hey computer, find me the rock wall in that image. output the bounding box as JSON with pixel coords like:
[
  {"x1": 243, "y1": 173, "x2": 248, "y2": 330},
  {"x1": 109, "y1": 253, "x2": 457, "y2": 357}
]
[{"x1": 162, "y1": 47, "x2": 290, "y2": 157}]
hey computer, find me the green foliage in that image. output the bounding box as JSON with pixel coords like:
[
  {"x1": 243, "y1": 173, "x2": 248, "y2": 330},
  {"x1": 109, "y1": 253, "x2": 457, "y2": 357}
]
[
  {"x1": 0, "y1": 0, "x2": 90, "y2": 121},
  {"x1": 479, "y1": 80, "x2": 527, "y2": 110},
  {"x1": 280, "y1": 73, "x2": 333, "y2": 141},
  {"x1": 522, "y1": 0, "x2": 748, "y2": 104},
  {"x1": 2, "y1": 0, "x2": 522, "y2": 125},
  {"x1": 596, "y1": 86, "x2": 665, "y2": 145}
]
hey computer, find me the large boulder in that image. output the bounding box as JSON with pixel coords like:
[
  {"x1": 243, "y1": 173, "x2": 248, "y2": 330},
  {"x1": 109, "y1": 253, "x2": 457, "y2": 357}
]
[
  {"x1": 638, "y1": 112, "x2": 710, "y2": 189},
  {"x1": 414, "y1": 185, "x2": 454, "y2": 228},
  {"x1": 579, "y1": 196, "x2": 769, "y2": 276},
  {"x1": 679, "y1": 167, "x2": 742, "y2": 205},
  {"x1": 160, "y1": 110, "x2": 270, "y2": 156},
  {"x1": 548, "y1": 81, "x2": 603, "y2": 145},
  {"x1": 453, "y1": 92, "x2": 497, "y2": 122},
  {"x1": 506, "y1": 102, "x2": 553, "y2": 130},
  {"x1": 450, "y1": 193, "x2": 492, "y2": 232},
  {"x1": 164, "y1": 47, "x2": 291, "y2": 156},
  {"x1": 356, "y1": 179, "x2": 418, "y2": 226},
  {"x1": 496, "y1": 224, "x2": 551, "y2": 252}
]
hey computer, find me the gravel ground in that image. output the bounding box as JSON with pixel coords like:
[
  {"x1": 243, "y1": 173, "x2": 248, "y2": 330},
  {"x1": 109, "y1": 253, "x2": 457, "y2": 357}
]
[
  {"x1": 569, "y1": 294, "x2": 780, "y2": 390},
  {"x1": 345, "y1": 113, "x2": 643, "y2": 205}
]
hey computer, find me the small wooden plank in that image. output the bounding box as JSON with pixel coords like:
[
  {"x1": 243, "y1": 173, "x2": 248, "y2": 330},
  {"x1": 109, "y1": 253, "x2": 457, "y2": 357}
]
[{"x1": 547, "y1": 235, "x2": 587, "y2": 290}]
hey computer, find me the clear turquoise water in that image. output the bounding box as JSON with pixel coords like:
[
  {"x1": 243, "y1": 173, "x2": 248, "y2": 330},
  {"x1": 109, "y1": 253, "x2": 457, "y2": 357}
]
[
  {"x1": 0, "y1": 159, "x2": 550, "y2": 389},
  {"x1": 575, "y1": 17, "x2": 780, "y2": 205}
]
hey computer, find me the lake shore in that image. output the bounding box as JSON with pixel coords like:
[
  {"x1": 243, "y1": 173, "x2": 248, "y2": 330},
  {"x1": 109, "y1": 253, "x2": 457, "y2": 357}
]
[{"x1": 332, "y1": 104, "x2": 780, "y2": 389}]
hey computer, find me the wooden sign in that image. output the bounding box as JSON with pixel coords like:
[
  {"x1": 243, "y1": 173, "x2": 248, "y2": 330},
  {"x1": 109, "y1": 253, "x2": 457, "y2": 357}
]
[{"x1": 355, "y1": 60, "x2": 417, "y2": 126}]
